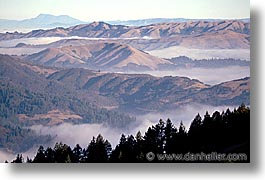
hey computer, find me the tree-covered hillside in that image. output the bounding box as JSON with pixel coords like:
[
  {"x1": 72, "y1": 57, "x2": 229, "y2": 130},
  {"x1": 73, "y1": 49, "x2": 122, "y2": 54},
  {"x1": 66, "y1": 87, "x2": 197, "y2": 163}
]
[{"x1": 0, "y1": 55, "x2": 135, "y2": 153}]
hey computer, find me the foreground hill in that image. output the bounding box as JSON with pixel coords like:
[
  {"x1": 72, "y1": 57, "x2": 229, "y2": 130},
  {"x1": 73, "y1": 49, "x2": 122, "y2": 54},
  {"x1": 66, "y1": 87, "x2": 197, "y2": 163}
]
[{"x1": 24, "y1": 42, "x2": 172, "y2": 71}]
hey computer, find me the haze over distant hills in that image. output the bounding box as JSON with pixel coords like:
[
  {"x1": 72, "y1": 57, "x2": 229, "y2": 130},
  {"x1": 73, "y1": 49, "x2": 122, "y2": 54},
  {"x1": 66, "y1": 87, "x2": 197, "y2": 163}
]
[
  {"x1": 107, "y1": 18, "x2": 250, "y2": 26},
  {"x1": 0, "y1": 14, "x2": 250, "y2": 33},
  {"x1": 0, "y1": 14, "x2": 85, "y2": 32}
]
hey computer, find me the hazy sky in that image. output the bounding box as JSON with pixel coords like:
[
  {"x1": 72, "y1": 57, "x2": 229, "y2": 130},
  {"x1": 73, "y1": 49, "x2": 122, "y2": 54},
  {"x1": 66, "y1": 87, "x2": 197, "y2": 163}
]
[{"x1": 0, "y1": 0, "x2": 249, "y2": 21}]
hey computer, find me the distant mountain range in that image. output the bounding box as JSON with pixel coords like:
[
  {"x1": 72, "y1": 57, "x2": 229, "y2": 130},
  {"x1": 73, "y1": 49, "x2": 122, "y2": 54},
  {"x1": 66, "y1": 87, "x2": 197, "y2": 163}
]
[
  {"x1": 107, "y1": 18, "x2": 250, "y2": 26},
  {"x1": 0, "y1": 14, "x2": 250, "y2": 32},
  {"x1": 0, "y1": 20, "x2": 250, "y2": 51},
  {"x1": 0, "y1": 14, "x2": 85, "y2": 31},
  {"x1": 0, "y1": 20, "x2": 250, "y2": 39}
]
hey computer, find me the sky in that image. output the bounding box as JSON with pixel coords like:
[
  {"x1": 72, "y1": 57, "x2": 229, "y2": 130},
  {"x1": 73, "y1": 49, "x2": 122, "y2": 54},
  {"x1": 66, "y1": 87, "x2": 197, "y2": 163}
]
[{"x1": 0, "y1": 0, "x2": 249, "y2": 21}]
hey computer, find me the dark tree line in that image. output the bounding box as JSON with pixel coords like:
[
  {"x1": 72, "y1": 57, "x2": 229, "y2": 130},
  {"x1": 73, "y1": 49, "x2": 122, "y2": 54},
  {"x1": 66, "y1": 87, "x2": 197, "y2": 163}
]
[{"x1": 9, "y1": 104, "x2": 250, "y2": 163}]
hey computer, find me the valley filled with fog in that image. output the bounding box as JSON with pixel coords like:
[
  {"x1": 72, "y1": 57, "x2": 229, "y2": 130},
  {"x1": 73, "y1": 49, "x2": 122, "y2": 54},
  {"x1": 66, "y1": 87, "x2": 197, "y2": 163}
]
[
  {"x1": 0, "y1": 36, "x2": 154, "y2": 48},
  {"x1": 125, "y1": 66, "x2": 250, "y2": 85},
  {"x1": 147, "y1": 46, "x2": 250, "y2": 61}
]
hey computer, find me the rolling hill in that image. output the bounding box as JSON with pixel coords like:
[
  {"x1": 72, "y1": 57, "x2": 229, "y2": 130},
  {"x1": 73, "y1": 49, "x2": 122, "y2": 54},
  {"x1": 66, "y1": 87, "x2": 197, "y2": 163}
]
[
  {"x1": 48, "y1": 67, "x2": 250, "y2": 113},
  {"x1": 192, "y1": 77, "x2": 250, "y2": 106},
  {"x1": 24, "y1": 42, "x2": 172, "y2": 70}
]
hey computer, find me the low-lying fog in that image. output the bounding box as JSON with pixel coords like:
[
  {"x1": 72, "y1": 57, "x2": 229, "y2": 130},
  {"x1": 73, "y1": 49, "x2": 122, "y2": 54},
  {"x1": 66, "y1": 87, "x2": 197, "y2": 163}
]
[
  {"x1": 125, "y1": 66, "x2": 250, "y2": 85},
  {"x1": 0, "y1": 47, "x2": 45, "y2": 56},
  {"x1": 0, "y1": 104, "x2": 237, "y2": 162},
  {"x1": 0, "y1": 37, "x2": 67, "y2": 47},
  {"x1": 0, "y1": 36, "x2": 154, "y2": 48},
  {"x1": 147, "y1": 46, "x2": 250, "y2": 61}
]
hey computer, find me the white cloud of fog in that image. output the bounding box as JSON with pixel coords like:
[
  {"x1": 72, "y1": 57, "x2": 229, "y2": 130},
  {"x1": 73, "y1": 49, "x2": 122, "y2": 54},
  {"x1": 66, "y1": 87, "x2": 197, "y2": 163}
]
[
  {"x1": 0, "y1": 47, "x2": 45, "y2": 55},
  {"x1": 0, "y1": 103, "x2": 237, "y2": 161},
  {"x1": 0, "y1": 150, "x2": 15, "y2": 162},
  {"x1": 0, "y1": 123, "x2": 126, "y2": 162},
  {"x1": 0, "y1": 147, "x2": 39, "y2": 163},
  {"x1": 0, "y1": 37, "x2": 66, "y2": 47},
  {"x1": 30, "y1": 104, "x2": 237, "y2": 149},
  {"x1": 127, "y1": 66, "x2": 250, "y2": 85},
  {"x1": 0, "y1": 36, "x2": 154, "y2": 48},
  {"x1": 0, "y1": 28, "x2": 38, "y2": 33},
  {"x1": 147, "y1": 46, "x2": 250, "y2": 61},
  {"x1": 30, "y1": 123, "x2": 124, "y2": 149},
  {"x1": 134, "y1": 103, "x2": 236, "y2": 130}
]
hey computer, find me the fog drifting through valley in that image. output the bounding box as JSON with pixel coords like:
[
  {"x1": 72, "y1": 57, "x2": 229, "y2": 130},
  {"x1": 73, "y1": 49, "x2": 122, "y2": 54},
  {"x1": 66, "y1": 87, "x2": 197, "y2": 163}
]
[
  {"x1": 30, "y1": 104, "x2": 236, "y2": 148},
  {"x1": 124, "y1": 66, "x2": 250, "y2": 85},
  {"x1": 0, "y1": 36, "x2": 154, "y2": 48},
  {"x1": 0, "y1": 103, "x2": 237, "y2": 162},
  {"x1": 147, "y1": 46, "x2": 250, "y2": 61}
]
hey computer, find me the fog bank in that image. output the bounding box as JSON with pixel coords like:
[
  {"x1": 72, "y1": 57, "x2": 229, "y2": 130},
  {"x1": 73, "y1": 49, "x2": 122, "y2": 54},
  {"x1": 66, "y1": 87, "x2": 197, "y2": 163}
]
[
  {"x1": 125, "y1": 66, "x2": 250, "y2": 85},
  {"x1": 0, "y1": 36, "x2": 154, "y2": 48},
  {"x1": 147, "y1": 46, "x2": 250, "y2": 61},
  {"x1": 30, "y1": 104, "x2": 236, "y2": 149}
]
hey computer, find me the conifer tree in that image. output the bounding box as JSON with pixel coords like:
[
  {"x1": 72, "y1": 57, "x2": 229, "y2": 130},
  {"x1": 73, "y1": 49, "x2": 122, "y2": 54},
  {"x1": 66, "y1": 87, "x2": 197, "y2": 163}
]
[{"x1": 33, "y1": 146, "x2": 46, "y2": 163}]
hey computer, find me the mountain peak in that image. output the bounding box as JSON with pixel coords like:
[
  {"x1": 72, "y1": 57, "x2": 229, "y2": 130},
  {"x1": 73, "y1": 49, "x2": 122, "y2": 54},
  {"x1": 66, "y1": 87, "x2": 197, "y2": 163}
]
[
  {"x1": 86, "y1": 21, "x2": 113, "y2": 30},
  {"x1": 36, "y1": 14, "x2": 71, "y2": 18},
  {"x1": 37, "y1": 13, "x2": 52, "y2": 17},
  {"x1": 90, "y1": 21, "x2": 111, "y2": 26},
  {"x1": 23, "y1": 14, "x2": 85, "y2": 27}
]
